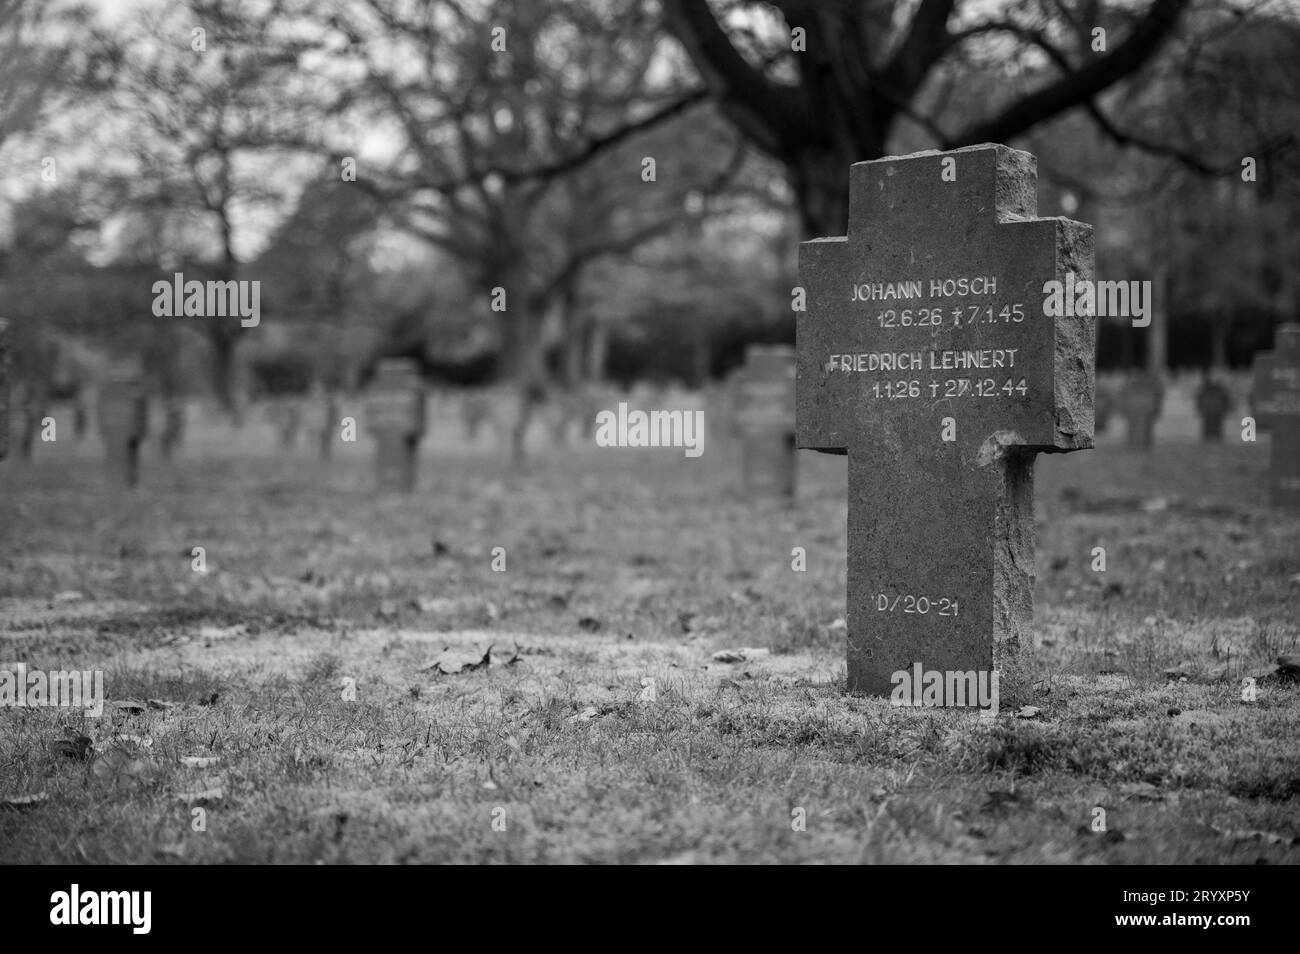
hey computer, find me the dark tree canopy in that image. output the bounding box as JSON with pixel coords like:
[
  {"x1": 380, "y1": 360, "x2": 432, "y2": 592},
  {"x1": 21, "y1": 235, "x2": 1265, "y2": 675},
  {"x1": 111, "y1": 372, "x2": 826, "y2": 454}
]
[{"x1": 662, "y1": 0, "x2": 1192, "y2": 235}]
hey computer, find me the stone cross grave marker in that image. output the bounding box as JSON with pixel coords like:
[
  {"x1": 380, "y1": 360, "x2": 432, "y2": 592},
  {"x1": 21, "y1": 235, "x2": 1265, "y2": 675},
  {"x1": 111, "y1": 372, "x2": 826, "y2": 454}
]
[
  {"x1": 733, "y1": 344, "x2": 796, "y2": 498},
  {"x1": 1248, "y1": 323, "x2": 1300, "y2": 509},
  {"x1": 367, "y1": 358, "x2": 425, "y2": 491},
  {"x1": 98, "y1": 371, "x2": 148, "y2": 487},
  {"x1": 268, "y1": 396, "x2": 303, "y2": 450},
  {"x1": 460, "y1": 390, "x2": 496, "y2": 444},
  {"x1": 1119, "y1": 372, "x2": 1164, "y2": 449},
  {"x1": 797, "y1": 144, "x2": 1094, "y2": 696},
  {"x1": 1194, "y1": 377, "x2": 1231, "y2": 442}
]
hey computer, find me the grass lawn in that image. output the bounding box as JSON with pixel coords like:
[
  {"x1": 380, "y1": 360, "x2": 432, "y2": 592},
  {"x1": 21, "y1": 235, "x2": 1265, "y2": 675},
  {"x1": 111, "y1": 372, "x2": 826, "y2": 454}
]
[{"x1": 1, "y1": 423, "x2": 1297, "y2": 863}]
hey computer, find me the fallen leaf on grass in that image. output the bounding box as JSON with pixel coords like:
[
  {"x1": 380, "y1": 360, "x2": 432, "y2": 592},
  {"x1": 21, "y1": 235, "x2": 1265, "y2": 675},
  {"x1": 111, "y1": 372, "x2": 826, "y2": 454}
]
[
  {"x1": 567, "y1": 706, "x2": 599, "y2": 724},
  {"x1": 1014, "y1": 706, "x2": 1042, "y2": 719},
  {"x1": 981, "y1": 789, "x2": 1029, "y2": 814},
  {"x1": 412, "y1": 596, "x2": 459, "y2": 614},
  {"x1": 423, "y1": 646, "x2": 493, "y2": 675},
  {"x1": 1076, "y1": 825, "x2": 1127, "y2": 844},
  {"x1": 1162, "y1": 664, "x2": 1226, "y2": 684},
  {"x1": 1213, "y1": 827, "x2": 1298, "y2": 846},
  {"x1": 50, "y1": 590, "x2": 86, "y2": 605},
  {"x1": 146, "y1": 699, "x2": 177, "y2": 710},
  {"x1": 91, "y1": 748, "x2": 155, "y2": 788},
  {"x1": 0, "y1": 792, "x2": 49, "y2": 811},
  {"x1": 1248, "y1": 664, "x2": 1280, "y2": 683},
  {"x1": 1174, "y1": 709, "x2": 1227, "y2": 727},
  {"x1": 712, "y1": 648, "x2": 770, "y2": 664},
  {"x1": 109, "y1": 700, "x2": 147, "y2": 715},
  {"x1": 198, "y1": 624, "x2": 247, "y2": 642},
  {"x1": 1119, "y1": 781, "x2": 1164, "y2": 802},
  {"x1": 175, "y1": 785, "x2": 223, "y2": 804},
  {"x1": 179, "y1": 755, "x2": 220, "y2": 769},
  {"x1": 51, "y1": 735, "x2": 93, "y2": 760}
]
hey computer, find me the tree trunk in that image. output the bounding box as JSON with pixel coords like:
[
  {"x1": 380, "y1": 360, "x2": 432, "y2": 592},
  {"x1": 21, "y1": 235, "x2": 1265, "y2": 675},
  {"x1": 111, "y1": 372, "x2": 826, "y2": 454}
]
[
  {"x1": 502, "y1": 274, "x2": 541, "y2": 468},
  {"x1": 794, "y1": 148, "x2": 858, "y2": 238},
  {"x1": 18, "y1": 393, "x2": 43, "y2": 460},
  {"x1": 1210, "y1": 318, "x2": 1229, "y2": 369},
  {"x1": 559, "y1": 284, "x2": 584, "y2": 390},
  {"x1": 1146, "y1": 262, "x2": 1168, "y2": 376},
  {"x1": 585, "y1": 319, "x2": 609, "y2": 383},
  {"x1": 209, "y1": 324, "x2": 240, "y2": 420}
]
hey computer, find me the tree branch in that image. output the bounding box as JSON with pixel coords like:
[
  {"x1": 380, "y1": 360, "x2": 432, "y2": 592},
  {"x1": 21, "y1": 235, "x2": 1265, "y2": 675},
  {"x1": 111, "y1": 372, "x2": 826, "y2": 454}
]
[
  {"x1": 948, "y1": 0, "x2": 1188, "y2": 146},
  {"x1": 661, "y1": 0, "x2": 810, "y2": 157}
]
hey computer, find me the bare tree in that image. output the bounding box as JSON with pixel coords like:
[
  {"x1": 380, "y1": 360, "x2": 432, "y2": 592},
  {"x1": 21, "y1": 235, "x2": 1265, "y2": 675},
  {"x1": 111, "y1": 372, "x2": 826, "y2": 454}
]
[
  {"x1": 661, "y1": 0, "x2": 1203, "y2": 235},
  {"x1": 0, "y1": 0, "x2": 98, "y2": 152},
  {"x1": 94, "y1": 0, "x2": 323, "y2": 414},
  {"x1": 312, "y1": 0, "x2": 747, "y2": 463}
]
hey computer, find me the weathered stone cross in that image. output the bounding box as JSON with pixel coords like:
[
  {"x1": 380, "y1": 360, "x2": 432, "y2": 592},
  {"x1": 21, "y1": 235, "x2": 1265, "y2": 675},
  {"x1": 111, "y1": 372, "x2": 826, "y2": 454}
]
[{"x1": 797, "y1": 144, "x2": 1095, "y2": 696}]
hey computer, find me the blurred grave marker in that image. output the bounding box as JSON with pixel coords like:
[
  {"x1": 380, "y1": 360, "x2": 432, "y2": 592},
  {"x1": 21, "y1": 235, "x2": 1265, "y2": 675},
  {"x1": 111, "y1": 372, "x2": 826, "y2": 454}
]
[
  {"x1": 268, "y1": 396, "x2": 303, "y2": 450},
  {"x1": 733, "y1": 345, "x2": 796, "y2": 498},
  {"x1": 159, "y1": 396, "x2": 184, "y2": 460},
  {"x1": 460, "y1": 390, "x2": 496, "y2": 445},
  {"x1": 1249, "y1": 323, "x2": 1300, "y2": 509},
  {"x1": 1118, "y1": 372, "x2": 1164, "y2": 450},
  {"x1": 367, "y1": 358, "x2": 425, "y2": 491},
  {"x1": 98, "y1": 371, "x2": 149, "y2": 488},
  {"x1": 1194, "y1": 377, "x2": 1231, "y2": 442}
]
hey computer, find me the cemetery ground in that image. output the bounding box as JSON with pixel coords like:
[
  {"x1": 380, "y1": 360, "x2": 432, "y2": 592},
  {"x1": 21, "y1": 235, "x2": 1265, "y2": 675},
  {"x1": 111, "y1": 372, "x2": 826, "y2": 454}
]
[{"x1": 1, "y1": 423, "x2": 1298, "y2": 864}]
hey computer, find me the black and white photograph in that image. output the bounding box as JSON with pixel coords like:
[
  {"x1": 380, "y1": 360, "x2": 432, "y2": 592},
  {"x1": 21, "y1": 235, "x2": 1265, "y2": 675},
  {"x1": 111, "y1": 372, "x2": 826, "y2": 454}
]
[{"x1": 0, "y1": 0, "x2": 1297, "y2": 905}]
